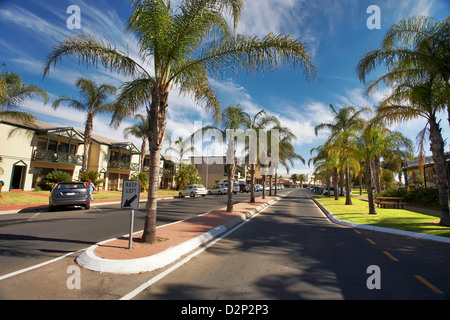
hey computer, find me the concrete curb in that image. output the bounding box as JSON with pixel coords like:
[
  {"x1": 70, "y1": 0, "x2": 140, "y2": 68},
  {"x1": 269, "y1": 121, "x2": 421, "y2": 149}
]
[
  {"x1": 310, "y1": 196, "x2": 450, "y2": 244},
  {"x1": 76, "y1": 195, "x2": 283, "y2": 275}
]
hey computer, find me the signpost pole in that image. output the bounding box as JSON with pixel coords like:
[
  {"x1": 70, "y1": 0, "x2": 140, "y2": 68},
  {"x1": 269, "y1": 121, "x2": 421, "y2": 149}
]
[
  {"x1": 121, "y1": 180, "x2": 140, "y2": 250},
  {"x1": 128, "y1": 209, "x2": 134, "y2": 249}
]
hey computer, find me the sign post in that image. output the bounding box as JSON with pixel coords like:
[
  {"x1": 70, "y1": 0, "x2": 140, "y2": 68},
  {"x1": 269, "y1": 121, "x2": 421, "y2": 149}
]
[{"x1": 121, "y1": 180, "x2": 140, "y2": 249}]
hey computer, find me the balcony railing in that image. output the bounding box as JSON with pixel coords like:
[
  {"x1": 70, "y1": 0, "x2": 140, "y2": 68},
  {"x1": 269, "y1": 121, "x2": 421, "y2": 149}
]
[
  {"x1": 108, "y1": 160, "x2": 140, "y2": 171},
  {"x1": 33, "y1": 150, "x2": 84, "y2": 166}
]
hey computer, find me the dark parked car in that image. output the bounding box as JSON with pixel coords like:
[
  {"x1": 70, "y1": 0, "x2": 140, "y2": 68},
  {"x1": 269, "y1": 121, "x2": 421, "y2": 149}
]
[
  {"x1": 49, "y1": 181, "x2": 90, "y2": 211},
  {"x1": 239, "y1": 183, "x2": 251, "y2": 193}
]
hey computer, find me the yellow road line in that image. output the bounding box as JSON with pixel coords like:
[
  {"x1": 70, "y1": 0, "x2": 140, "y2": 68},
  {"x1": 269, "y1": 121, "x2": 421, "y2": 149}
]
[
  {"x1": 353, "y1": 229, "x2": 361, "y2": 235},
  {"x1": 383, "y1": 251, "x2": 399, "y2": 262},
  {"x1": 414, "y1": 275, "x2": 444, "y2": 294},
  {"x1": 366, "y1": 238, "x2": 376, "y2": 245}
]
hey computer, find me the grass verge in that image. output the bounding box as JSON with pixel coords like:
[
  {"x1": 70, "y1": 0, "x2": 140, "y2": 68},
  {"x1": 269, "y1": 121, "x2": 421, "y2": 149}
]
[
  {"x1": 0, "y1": 189, "x2": 179, "y2": 206},
  {"x1": 314, "y1": 195, "x2": 450, "y2": 239}
]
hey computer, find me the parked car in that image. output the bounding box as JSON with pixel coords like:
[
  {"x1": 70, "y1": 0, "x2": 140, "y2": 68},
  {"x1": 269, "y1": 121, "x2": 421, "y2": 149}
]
[
  {"x1": 220, "y1": 182, "x2": 239, "y2": 194},
  {"x1": 179, "y1": 184, "x2": 207, "y2": 198},
  {"x1": 254, "y1": 184, "x2": 262, "y2": 192},
  {"x1": 208, "y1": 185, "x2": 228, "y2": 195},
  {"x1": 239, "y1": 183, "x2": 251, "y2": 193},
  {"x1": 49, "y1": 181, "x2": 90, "y2": 211},
  {"x1": 322, "y1": 187, "x2": 351, "y2": 196}
]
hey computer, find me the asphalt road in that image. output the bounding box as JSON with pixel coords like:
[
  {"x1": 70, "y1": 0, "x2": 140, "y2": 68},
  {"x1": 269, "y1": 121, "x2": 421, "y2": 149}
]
[
  {"x1": 0, "y1": 190, "x2": 274, "y2": 276},
  {"x1": 1, "y1": 188, "x2": 449, "y2": 302},
  {"x1": 131, "y1": 188, "x2": 450, "y2": 300}
]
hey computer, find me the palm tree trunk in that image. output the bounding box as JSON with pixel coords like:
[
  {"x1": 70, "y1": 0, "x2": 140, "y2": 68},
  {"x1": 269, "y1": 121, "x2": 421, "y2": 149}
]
[
  {"x1": 333, "y1": 167, "x2": 339, "y2": 200},
  {"x1": 366, "y1": 157, "x2": 377, "y2": 215},
  {"x1": 326, "y1": 169, "x2": 331, "y2": 198},
  {"x1": 345, "y1": 164, "x2": 352, "y2": 205},
  {"x1": 274, "y1": 172, "x2": 278, "y2": 196},
  {"x1": 140, "y1": 139, "x2": 146, "y2": 172},
  {"x1": 82, "y1": 112, "x2": 94, "y2": 172},
  {"x1": 262, "y1": 175, "x2": 266, "y2": 199},
  {"x1": 226, "y1": 138, "x2": 236, "y2": 213},
  {"x1": 269, "y1": 175, "x2": 272, "y2": 196},
  {"x1": 142, "y1": 86, "x2": 169, "y2": 243},
  {"x1": 250, "y1": 163, "x2": 255, "y2": 203},
  {"x1": 429, "y1": 117, "x2": 450, "y2": 226}
]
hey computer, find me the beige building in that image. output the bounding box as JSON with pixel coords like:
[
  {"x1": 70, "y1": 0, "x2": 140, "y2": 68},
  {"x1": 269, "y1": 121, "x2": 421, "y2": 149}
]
[{"x1": 0, "y1": 117, "x2": 146, "y2": 191}]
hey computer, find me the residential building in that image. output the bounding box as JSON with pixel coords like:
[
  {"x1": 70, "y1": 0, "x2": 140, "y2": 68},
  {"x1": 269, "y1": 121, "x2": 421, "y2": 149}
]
[
  {"x1": 402, "y1": 153, "x2": 450, "y2": 188},
  {"x1": 0, "y1": 117, "x2": 144, "y2": 191}
]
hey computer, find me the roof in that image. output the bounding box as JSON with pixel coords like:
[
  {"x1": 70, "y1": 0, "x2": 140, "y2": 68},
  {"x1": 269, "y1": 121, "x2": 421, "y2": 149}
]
[{"x1": 0, "y1": 116, "x2": 140, "y2": 153}]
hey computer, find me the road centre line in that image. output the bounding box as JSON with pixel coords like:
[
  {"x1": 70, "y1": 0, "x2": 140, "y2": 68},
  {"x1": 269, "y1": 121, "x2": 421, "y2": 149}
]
[
  {"x1": 365, "y1": 238, "x2": 376, "y2": 245},
  {"x1": 120, "y1": 194, "x2": 286, "y2": 300},
  {"x1": 414, "y1": 275, "x2": 444, "y2": 294},
  {"x1": 383, "y1": 251, "x2": 399, "y2": 262}
]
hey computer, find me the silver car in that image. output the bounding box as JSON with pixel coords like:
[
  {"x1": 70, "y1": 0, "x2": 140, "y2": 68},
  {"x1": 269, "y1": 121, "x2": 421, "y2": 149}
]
[
  {"x1": 208, "y1": 185, "x2": 228, "y2": 195},
  {"x1": 49, "y1": 181, "x2": 90, "y2": 211},
  {"x1": 179, "y1": 184, "x2": 207, "y2": 198}
]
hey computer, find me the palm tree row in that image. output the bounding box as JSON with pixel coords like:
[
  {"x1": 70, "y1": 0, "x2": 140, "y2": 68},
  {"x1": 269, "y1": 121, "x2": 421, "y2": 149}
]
[
  {"x1": 310, "y1": 105, "x2": 413, "y2": 214},
  {"x1": 42, "y1": 0, "x2": 318, "y2": 243},
  {"x1": 356, "y1": 15, "x2": 450, "y2": 225}
]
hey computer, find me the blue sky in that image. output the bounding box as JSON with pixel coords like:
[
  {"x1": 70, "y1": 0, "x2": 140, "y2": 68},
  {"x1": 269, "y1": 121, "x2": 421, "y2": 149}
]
[{"x1": 1, "y1": 0, "x2": 449, "y2": 176}]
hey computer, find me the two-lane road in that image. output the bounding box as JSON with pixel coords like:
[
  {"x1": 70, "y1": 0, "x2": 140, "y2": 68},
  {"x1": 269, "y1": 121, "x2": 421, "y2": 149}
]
[
  {"x1": 0, "y1": 191, "x2": 278, "y2": 277},
  {"x1": 129, "y1": 189, "x2": 450, "y2": 300},
  {"x1": 1, "y1": 188, "x2": 449, "y2": 301}
]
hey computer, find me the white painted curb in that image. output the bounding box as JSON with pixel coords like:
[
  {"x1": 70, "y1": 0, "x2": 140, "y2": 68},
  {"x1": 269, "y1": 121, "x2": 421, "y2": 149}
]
[
  {"x1": 310, "y1": 196, "x2": 450, "y2": 244},
  {"x1": 77, "y1": 195, "x2": 285, "y2": 274}
]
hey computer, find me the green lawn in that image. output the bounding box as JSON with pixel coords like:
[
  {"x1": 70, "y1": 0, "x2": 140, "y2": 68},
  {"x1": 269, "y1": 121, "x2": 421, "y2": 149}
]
[
  {"x1": 0, "y1": 189, "x2": 179, "y2": 206},
  {"x1": 314, "y1": 195, "x2": 450, "y2": 239}
]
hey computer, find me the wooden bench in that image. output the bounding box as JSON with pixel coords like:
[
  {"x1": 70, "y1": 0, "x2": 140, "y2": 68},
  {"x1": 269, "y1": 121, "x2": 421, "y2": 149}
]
[{"x1": 377, "y1": 201, "x2": 408, "y2": 209}]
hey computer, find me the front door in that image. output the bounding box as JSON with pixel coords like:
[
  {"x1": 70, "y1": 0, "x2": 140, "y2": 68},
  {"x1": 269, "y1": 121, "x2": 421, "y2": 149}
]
[{"x1": 11, "y1": 163, "x2": 26, "y2": 190}]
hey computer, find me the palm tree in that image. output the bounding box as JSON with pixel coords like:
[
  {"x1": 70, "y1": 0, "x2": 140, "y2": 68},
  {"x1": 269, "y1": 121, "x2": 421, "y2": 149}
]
[
  {"x1": 197, "y1": 105, "x2": 250, "y2": 212},
  {"x1": 242, "y1": 109, "x2": 278, "y2": 203},
  {"x1": 376, "y1": 75, "x2": 450, "y2": 226},
  {"x1": 123, "y1": 113, "x2": 149, "y2": 172},
  {"x1": 52, "y1": 78, "x2": 117, "y2": 172},
  {"x1": 0, "y1": 70, "x2": 48, "y2": 124},
  {"x1": 43, "y1": 0, "x2": 318, "y2": 243},
  {"x1": 315, "y1": 105, "x2": 369, "y2": 205},
  {"x1": 277, "y1": 134, "x2": 305, "y2": 195},
  {"x1": 309, "y1": 143, "x2": 333, "y2": 196},
  {"x1": 356, "y1": 16, "x2": 449, "y2": 129},
  {"x1": 166, "y1": 136, "x2": 196, "y2": 173}
]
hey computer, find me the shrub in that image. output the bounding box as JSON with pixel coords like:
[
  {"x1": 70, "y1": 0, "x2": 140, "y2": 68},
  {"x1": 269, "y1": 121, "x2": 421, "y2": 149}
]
[
  {"x1": 79, "y1": 170, "x2": 106, "y2": 189},
  {"x1": 377, "y1": 187, "x2": 439, "y2": 207},
  {"x1": 39, "y1": 170, "x2": 72, "y2": 190},
  {"x1": 131, "y1": 172, "x2": 149, "y2": 191}
]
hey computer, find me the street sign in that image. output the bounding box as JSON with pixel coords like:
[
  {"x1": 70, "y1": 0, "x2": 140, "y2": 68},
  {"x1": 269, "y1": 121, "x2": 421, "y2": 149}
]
[{"x1": 121, "y1": 180, "x2": 140, "y2": 210}]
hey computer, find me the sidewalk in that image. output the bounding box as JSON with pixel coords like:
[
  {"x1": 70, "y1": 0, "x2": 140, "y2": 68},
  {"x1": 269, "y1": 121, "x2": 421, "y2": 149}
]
[{"x1": 76, "y1": 194, "x2": 283, "y2": 275}]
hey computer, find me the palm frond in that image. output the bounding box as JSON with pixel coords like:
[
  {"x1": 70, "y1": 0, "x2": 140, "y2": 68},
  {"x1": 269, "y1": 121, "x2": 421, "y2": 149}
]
[{"x1": 43, "y1": 34, "x2": 151, "y2": 80}]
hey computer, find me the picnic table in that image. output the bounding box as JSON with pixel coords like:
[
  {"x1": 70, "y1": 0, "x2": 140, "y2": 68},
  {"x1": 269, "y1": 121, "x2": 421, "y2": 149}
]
[{"x1": 374, "y1": 197, "x2": 407, "y2": 209}]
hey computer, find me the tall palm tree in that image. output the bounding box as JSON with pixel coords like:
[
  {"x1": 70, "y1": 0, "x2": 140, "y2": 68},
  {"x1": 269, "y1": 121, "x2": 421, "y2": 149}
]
[
  {"x1": 165, "y1": 136, "x2": 196, "y2": 173},
  {"x1": 315, "y1": 105, "x2": 369, "y2": 205},
  {"x1": 356, "y1": 16, "x2": 449, "y2": 128},
  {"x1": 43, "y1": 0, "x2": 318, "y2": 243},
  {"x1": 277, "y1": 134, "x2": 305, "y2": 195},
  {"x1": 52, "y1": 78, "x2": 116, "y2": 172},
  {"x1": 0, "y1": 71, "x2": 48, "y2": 124},
  {"x1": 376, "y1": 74, "x2": 450, "y2": 226},
  {"x1": 123, "y1": 113, "x2": 149, "y2": 172},
  {"x1": 309, "y1": 143, "x2": 333, "y2": 197},
  {"x1": 242, "y1": 109, "x2": 278, "y2": 203}
]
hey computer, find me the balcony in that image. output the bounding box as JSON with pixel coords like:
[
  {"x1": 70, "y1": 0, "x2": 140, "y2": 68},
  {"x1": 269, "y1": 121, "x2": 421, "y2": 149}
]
[
  {"x1": 33, "y1": 150, "x2": 84, "y2": 166},
  {"x1": 108, "y1": 160, "x2": 140, "y2": 171}
]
